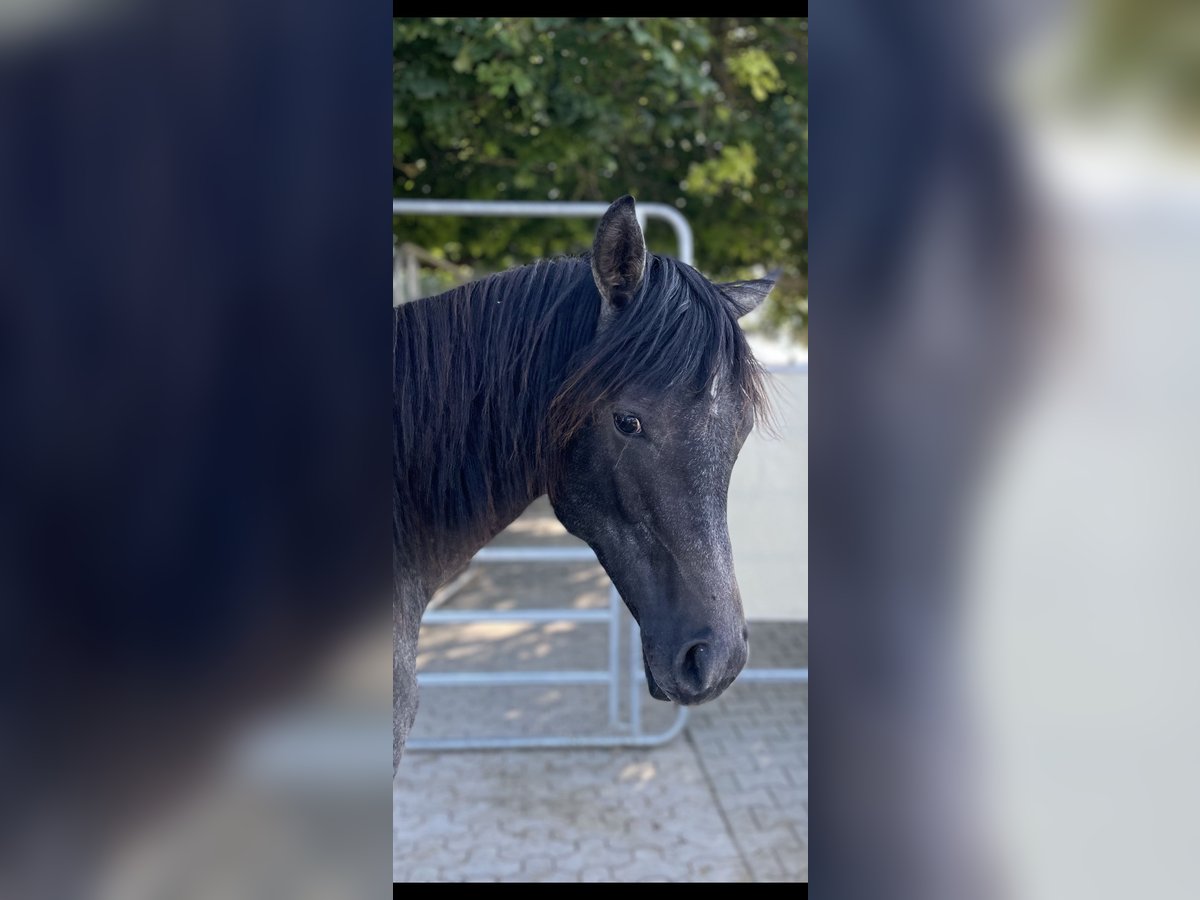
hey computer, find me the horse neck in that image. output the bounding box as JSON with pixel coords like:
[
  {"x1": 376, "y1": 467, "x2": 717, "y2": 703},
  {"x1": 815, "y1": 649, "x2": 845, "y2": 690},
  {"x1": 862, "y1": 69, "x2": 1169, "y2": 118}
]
[{"x1": 396, "y1": 258, "x2": 595, "y2": 587}]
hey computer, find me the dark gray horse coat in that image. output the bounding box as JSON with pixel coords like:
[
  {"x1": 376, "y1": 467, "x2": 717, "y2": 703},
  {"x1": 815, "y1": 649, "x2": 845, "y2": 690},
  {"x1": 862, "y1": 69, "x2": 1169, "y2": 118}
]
[{"x1": 394, "y1": 197, "x2": 774, "y2": 771}]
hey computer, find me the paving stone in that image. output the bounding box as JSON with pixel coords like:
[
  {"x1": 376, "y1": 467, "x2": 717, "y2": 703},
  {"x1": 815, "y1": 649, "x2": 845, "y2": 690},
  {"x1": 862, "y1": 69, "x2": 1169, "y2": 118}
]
[{"x1": 394, "y1": 500, "x2": 808, "y2": 883}]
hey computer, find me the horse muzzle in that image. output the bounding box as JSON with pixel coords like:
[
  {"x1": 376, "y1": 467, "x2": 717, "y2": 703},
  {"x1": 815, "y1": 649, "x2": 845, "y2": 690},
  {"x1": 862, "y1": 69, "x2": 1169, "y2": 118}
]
[{"x1": 643, "y1": 631, "x2": 748, "y2": 705}]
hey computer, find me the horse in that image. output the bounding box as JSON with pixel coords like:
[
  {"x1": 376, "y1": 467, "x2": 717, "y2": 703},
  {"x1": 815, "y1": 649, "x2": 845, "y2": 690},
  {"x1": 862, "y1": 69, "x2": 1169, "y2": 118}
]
[{"x1": 394, "y1": 195, "x2": 775, "y2": 771}]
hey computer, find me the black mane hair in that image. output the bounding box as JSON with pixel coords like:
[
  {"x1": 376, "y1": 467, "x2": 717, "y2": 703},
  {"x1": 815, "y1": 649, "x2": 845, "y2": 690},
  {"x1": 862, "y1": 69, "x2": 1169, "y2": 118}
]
[{"x1": 394, "y1": 253, "x2": 768, "y2": 562}]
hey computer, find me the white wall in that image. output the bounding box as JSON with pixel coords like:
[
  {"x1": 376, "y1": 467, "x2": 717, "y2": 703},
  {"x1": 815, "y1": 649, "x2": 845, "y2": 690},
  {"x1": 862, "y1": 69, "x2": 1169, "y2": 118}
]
[{"x1": 728, "y1": 366, "x2": 808, "y2": 621}]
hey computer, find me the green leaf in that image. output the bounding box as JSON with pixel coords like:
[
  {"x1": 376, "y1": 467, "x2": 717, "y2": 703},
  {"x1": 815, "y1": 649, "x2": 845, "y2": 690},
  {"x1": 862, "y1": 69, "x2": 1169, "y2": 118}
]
[
  {"x1": 452, "y1": 44, "x2": 474, "y2": 74},
  {"x1": 394, "y1": 17, "x2": 809, "y2": 339}
]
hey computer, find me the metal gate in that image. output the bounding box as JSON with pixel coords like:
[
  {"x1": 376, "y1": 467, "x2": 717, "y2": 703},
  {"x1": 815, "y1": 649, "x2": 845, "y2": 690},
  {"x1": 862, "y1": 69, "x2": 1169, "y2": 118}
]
[{"x1": 394, "y1": 199, "x2": 806, "y2": 751}]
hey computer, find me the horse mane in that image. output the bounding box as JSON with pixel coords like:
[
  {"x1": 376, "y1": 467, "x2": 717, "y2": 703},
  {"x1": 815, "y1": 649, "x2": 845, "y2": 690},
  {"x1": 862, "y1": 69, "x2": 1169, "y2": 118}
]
[{"x1": 394, "y1": 252, "x2": 768, "y2": 561}]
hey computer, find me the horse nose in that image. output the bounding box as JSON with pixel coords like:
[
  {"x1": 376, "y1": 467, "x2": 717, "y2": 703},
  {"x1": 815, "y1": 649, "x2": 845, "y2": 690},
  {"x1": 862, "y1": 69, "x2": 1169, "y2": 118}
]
[{"x1": 674, "y1": 638, "x2": 718, "y2": 697}]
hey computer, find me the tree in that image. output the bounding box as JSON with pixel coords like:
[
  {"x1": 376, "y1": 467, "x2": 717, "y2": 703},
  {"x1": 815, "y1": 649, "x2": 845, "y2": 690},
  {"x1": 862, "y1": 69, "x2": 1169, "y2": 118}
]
[{"x1": 394, "y1": 17, "x2": 808, "y2": 340}]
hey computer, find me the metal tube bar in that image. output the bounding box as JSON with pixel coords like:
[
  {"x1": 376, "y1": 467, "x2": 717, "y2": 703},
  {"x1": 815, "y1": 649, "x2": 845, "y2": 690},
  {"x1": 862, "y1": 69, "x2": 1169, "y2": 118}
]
[
  {"x1": 392, "y1": 198, "x2": 694, "y2": 266},
  {"x1": 632, "y1": 667, "x2": 808, "y2": 684},
  {"x1": 728, "y1": 668, "x2": 809, "y2": 683},
  {"x1": 629, "y1": 617, "x2": 642, "y2": 737},
  {"x1": 472, "y1": 547, "x2": 597, "y2": 563},
  {"x1": 418, "y1": 671, "x2": 608, "y2": 687},
  {"x1": 407, "y1": 705, "x2": 689, "y2": 752},
  {"x1": 607, "y1": 585, "x2": 621, "y2": 726},
  {"x1": 422, "y1": 608, "x2": 609, "y2": 624},
  {"x1": 763, "y1": 362, "x2": 809, "y2": 375}
]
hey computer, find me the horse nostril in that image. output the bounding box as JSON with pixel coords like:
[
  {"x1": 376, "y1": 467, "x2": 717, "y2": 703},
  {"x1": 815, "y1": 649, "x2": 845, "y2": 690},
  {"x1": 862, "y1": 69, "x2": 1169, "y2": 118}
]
[{"x1": 676, "y1": 640, "x2": 714, "y2": 695}]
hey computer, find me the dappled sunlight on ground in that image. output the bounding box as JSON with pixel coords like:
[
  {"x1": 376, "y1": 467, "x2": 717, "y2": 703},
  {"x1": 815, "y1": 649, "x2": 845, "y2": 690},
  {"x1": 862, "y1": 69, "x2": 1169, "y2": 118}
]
[
  {"x1": 396, "y1": 495, "x2": 807, "y2": 883},
  {"x1": 618, "y1": 761, "x2": 658, "y2": 784}
]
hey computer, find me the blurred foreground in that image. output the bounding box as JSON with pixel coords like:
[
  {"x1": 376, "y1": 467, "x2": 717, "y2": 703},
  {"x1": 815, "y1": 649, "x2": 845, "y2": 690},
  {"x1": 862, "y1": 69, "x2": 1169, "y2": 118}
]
[
  {"x1": 815, "y1": 2, "x2": 1200, "y2": 898},
  {"x1": 0, "y1": 3, "x2": 390, "y2": 897}
]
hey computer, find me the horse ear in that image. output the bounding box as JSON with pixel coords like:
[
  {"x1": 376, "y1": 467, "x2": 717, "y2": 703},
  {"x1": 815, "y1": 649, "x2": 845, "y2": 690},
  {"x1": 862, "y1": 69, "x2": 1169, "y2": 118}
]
[
  {"x1": 591, "y1": 195, "x2": 646, "y2": 318},
  {"x1": 720, "y1": 271, "x2": 779, "y2": 319}
]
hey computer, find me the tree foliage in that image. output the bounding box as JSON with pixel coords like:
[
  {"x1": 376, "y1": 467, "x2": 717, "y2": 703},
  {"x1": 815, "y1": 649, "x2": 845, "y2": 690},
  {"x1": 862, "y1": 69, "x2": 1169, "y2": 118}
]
[{"x1": 394, "y1": 17, "x2": 808, "y2": 340}]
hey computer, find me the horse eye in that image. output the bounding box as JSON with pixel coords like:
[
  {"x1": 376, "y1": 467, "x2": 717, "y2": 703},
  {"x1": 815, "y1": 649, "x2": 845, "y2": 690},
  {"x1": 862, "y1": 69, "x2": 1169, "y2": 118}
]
[{"x1": 613, "y1": 413, "x2": 642, "y2": 435}]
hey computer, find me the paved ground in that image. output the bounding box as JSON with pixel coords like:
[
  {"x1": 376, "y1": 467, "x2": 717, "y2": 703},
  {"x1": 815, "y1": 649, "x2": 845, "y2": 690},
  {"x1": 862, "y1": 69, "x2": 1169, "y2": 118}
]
[{"x1": 393, "y1": 500, "x2": 808, "y2": 883}]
